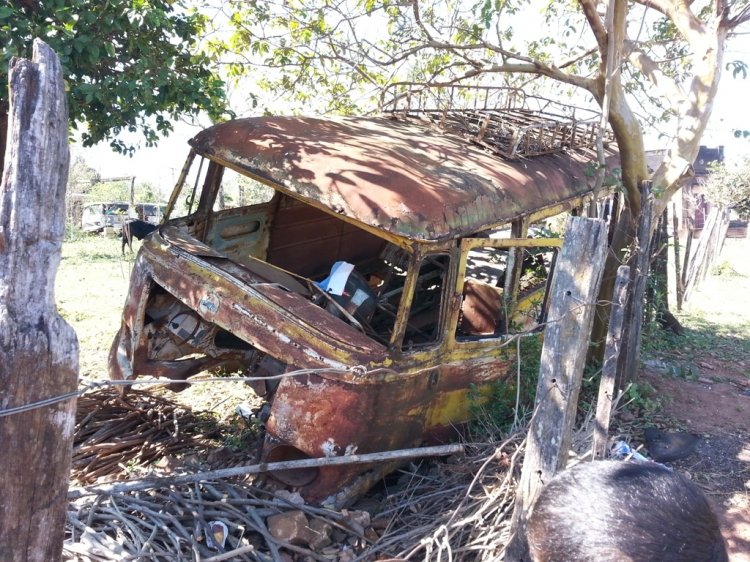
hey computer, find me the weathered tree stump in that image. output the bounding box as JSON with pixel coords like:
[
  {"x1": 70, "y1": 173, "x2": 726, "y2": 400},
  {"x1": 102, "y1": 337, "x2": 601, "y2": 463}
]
[
  {"x1": 504, "y1": 216, "x2": 608, "y2": 560},
  {"x1": 0, "y1": 40, "x2": 78, "y2": 562}
]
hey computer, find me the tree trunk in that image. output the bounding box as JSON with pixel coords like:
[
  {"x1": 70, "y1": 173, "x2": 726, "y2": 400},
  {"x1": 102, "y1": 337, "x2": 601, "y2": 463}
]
[
  {"x1": 0, "y1": 103, "x2": 7, "y2": 179},
  {"x1": 505, "y1": 217, "x2": 609, "y2": 561},
  {"x1": 649, "y1": 209, "x2": 684, "y2": 334},
  {"x1": 646, "y1": 210, "x2": 669, "y2": 326},
  {"x1": 588, "y1": 205, "x2": 635, "y2": 361},
  {"x1": 0, "y1": 40, "x2": 78, "y2": 562}
]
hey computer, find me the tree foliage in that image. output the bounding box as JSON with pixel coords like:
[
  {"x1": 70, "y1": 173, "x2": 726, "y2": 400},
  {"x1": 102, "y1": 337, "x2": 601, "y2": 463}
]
[
  {"x1": 67, "y1": 154, "x2": 100, "y2": 193},
  {"x1": 1, "y1": 0, "x2": 228, "y2": 154},
  {"x1": 704, "y1": 158, "x2": 750, "y2": 218}
]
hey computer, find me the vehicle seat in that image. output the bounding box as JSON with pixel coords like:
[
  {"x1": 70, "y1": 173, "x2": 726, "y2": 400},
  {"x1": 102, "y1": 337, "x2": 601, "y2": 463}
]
[{"x1": 459, "y1": 278, "x2": 506, "y2": 336}]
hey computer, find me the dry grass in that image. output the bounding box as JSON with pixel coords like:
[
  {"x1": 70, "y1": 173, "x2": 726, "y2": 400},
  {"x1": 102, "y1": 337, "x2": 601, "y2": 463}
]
[{"x1": 56, "y1": 234, "x2": 132, "y2": 380}]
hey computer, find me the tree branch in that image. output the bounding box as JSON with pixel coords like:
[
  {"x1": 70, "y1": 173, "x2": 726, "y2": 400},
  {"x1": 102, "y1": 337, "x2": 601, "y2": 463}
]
[
  {"x1": 723, "y1": 1, "x2": 750, "y2": 28},
  {"x1": 579, "y1": 0, "x2": 608, "y2": 53},
  {"x1": 634, "y1": 0, "x2": 707, "y2": 43},
  {"x1": 632, "y1": 0, "x2": 670, "y2": 16},
  {"x1": 558, "y1": 47, "x2": 599, "y2": 70},
  {"x1": 625, "y1": 41, "x2": 687, "y2": 106},
  {"x1": 481, "y1": 62, "x2": 595, "y2": 91}
]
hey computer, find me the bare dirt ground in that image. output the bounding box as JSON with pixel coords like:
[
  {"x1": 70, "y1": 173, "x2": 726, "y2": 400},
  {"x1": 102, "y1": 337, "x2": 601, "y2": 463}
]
[
  {"x1": 641, "y1": 365, "x2": 750, "y2": 560},
  {"x1": 636, "y1": 237, "x2": 750, "y2": 561}
]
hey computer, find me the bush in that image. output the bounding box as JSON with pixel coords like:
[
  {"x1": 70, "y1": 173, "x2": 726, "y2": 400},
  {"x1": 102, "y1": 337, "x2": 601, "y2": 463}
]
[{"x1": 470, "y1": 333, "x2": 543, "y2": 433}]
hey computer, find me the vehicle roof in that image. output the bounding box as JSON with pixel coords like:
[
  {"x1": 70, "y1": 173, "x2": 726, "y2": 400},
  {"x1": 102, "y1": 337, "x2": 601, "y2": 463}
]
[{"x1": 189, "y1": 116, "x2": 617, "y2": 242}]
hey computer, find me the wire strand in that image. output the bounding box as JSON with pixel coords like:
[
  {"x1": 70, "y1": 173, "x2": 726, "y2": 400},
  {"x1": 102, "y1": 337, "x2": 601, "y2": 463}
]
[{"x1": 0, "y1": 365, "x2": 371, "y2": 418}]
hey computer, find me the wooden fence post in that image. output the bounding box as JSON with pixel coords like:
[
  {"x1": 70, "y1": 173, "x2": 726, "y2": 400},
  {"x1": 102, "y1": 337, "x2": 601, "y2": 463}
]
[
  {"x1": 618, "y1": 181, "x2": 653, "y2": 386},
  {"x1": 0, "y1": 40, "x2": 78, "y2": 562},
  {"x1": 682, "y1": 205, "x2": 730, "y2": 301},
  {"x1": 672, "y1": 203, "x2": 684, "y2": 311},
  {"x1": 504, "y1": 217, "x2": 608, "y2": 561},
  {"x1": 592, "y1": 265, "x2": 630, "y2": 460}
]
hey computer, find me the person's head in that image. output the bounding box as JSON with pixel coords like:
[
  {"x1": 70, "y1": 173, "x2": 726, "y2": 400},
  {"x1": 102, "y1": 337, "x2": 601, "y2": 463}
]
[{"x1": 527, "y1": 460, "x2": 728, "y2": 562}]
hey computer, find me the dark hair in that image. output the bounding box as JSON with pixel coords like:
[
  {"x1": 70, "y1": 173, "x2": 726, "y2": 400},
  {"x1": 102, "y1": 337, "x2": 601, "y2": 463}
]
[{"x1": 527, "y1": 460, "x2": 728, "y2": 562}]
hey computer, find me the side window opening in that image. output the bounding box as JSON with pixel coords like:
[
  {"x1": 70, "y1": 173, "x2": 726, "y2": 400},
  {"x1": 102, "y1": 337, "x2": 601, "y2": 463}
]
[
  {"x1": 511, "y1": 245, "x2": 558, "y2": 332},
  {"x1": 214, "y1": 169, "x2": 275, "y2": 211},
  {"x1": 168, "y1": 157, "x2": 275, "y2": 222},
  {"x1": 458, "y1": 246, "x2": 510, "y2": 337},
  {"x1": 456, "y1": 243, "x2": 558, "y2": 340},
  {"x1": 401, "y1": 253, "x2": 450, "y2": 350},
  {"x1": 167, "y1": 154, "x2": 207, "y2": 222}
]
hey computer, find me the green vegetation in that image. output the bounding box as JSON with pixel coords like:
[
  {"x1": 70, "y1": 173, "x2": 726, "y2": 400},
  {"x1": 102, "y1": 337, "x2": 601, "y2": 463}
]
[
  {"x1": 56, "y1": 236, "x2": 132, "y2": 380},
  {"x1": 704, "y1": 158, "x2": 750, "y2": 220},
  {"x1": 223, "y1": 414, "x2": 262, "y2": 452},
  {"x1": 470, "y1": 333, "x2": 543, "y2": 433},
  {"x1": 1, "y1": 0, "x2": 227, "y2": 155},
  {"x1": 642, "y1": 316, "x2": 750, "y2": 365},
  {"x1": 642, "y1": 239, "x2": 750, "y2": 369},
  {"x1": 623, "y1": 380, "x2": 663, "y2": 415}
]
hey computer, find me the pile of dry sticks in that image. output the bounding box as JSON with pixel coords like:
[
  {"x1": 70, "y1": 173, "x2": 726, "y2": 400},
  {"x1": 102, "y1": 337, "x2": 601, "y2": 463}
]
[
  {"x1": 64, "y1": 389, "x2": 598, "y2": 561},
  {"x1": 71, "y1": 389, "x2": 222, "y2": 484}
]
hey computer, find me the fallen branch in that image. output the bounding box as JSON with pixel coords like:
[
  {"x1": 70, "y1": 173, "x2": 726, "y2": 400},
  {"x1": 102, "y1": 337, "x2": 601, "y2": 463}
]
[{"x1": 68, "y1": 444, "x2": 464, "y2": 499}]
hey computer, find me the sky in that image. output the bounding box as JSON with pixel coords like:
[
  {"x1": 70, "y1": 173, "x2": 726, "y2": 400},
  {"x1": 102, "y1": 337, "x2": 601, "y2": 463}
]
[{"x1": 700, "y1": 36, "x2": 750, "y2": 159}]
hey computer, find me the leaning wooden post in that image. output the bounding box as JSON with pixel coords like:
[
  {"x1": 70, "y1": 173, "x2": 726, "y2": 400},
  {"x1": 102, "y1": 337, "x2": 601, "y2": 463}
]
[
  {"x1": 681, "y1": 217, "x2": 694, "y2": 298},
  {"x1": 672, "y1": 203, "x2": 683, "y2": 311},
  {"x1": 619, "y1": 181, "x2": 653, "y2": 385},
  {"x1": 591, "y1": 264, "x2": 630, "y2": 460},
  {"x1": 505, "y1": 217, "x2": 608, "y2": 561},
  {"x1": 0, "y1": 40, "x2": 78, "y2": 562}
]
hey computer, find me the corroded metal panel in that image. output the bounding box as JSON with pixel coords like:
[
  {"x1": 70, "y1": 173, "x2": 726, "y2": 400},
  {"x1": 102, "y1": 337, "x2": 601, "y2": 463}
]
[
  {"x1": 190, "y1": 117, "x2": 612, "y2": 242},
  {"x1": 149, "y1": 231, "x2": 387, "y2": 365},
  {"x1": 264, "y1": 351, "x2": 515, "y2": 502}
]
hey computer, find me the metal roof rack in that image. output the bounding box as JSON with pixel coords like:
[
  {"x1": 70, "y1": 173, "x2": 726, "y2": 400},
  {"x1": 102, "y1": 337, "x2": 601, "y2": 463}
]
[{"x1": 380, "y1": 84, "x2": 613, "y2": 160}]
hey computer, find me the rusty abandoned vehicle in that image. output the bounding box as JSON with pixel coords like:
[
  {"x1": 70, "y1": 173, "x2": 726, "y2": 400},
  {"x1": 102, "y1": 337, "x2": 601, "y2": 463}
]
[{"x1": 109, "y1": 92, "x2": 617, "y2": 506}]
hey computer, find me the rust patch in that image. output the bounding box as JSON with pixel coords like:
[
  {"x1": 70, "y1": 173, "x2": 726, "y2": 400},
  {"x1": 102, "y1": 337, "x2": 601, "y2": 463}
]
[{"x1": 190, "y1": 117, "x2": 616, "y2": 242}]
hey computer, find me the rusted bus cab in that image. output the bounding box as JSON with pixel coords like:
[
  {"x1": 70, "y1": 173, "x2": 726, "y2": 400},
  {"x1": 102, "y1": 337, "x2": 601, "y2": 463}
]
[{"x1": 110, "y1": 116, "x2": 609, "y2": 505}]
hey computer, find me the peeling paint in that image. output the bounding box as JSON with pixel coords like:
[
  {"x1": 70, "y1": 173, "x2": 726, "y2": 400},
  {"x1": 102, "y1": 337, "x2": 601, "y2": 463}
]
[{"x1": 321, "y1": 438, "x2": 338, "y2": 458}]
